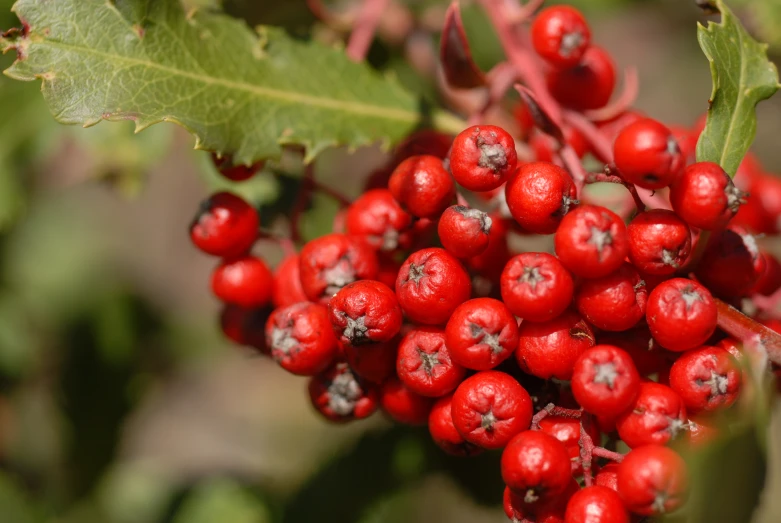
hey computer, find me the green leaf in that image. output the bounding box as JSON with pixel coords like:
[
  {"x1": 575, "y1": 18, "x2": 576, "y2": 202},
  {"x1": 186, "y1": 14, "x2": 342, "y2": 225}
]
[
  {"x1": 1, "y1": 0, "x2": 462, "y2": 164},
  {"x1": 695, "y1": 0, "x2": 780, "y2": 177}
]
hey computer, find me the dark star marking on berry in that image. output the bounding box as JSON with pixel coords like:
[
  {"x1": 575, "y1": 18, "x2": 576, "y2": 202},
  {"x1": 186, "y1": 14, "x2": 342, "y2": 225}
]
[
  {"x1": 469, "y1": 323, "x2": 504, "y2": 354},
  {"x1": 559, "y1": 31, "x2": 584, "y2": 57},
  {"x1": 661, "y1": 248, "x2": 680, "y2": 268},
  {"x1": 592, "y1": 361, "x2": 618, "y2": 389},
  {"x1": 406, "y1": 262, "x2": 426, "y2": 285},
  {"x1": 270, "y1": 326, "x2": 298, "y2": 356},
  {"x1": 519, "y1": 265, "x2": 545, "y2": 291},
  {"x1": 481, "y1": 410, "x2": 497, "y2": 431},
  {"x1": 342, "y1": 314, "x2": 369, "y2": 345},
  {"x1": 725, "y1": 183, "x2": 748, "y2": 212},
  {"x1": 587, "y1": 226, "x2": 613, "y2": 257},
  {"x1": 327, "y1": 369, "x2": 362, "y2": 416},
  {"x1": 697, "y1": 370, "x2": 729, "y2": 399},
  {"x1": 454, "y1": 205, "x2": 493, "y2": 234},
  {"x1": 417, "y1": 347, "x2": 440, "y2": 375},
  {"x1": 322, "y1": 257, "x2": 356, "y2": 296},
  {"x1": 679, "y1": 285, "x2": 703, "y2": 312}
]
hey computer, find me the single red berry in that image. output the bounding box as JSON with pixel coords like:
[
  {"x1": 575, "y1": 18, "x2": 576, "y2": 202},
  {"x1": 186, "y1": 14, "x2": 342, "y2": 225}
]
[
  {"x1": 308, "y1": 361, "x2": 379, "y2": 422},
  {"x1": 531, "y1": 6, "x2": 591, "y2": 69},
  {"x1": 437, "y1": 205, "x2": 493, "y2": 258},
  {"x1": 670, "y1": 161, "x2": 745, "y2": 230},
  {"x1": 696, "y1": 225, "x2": 764, "y2": 297},
  {"x1": 613, "y1": 118, "x2": 684, "y2": 190},
  {"x1": 428, "y1": 394, "x2": 482, "y2": 456},
  {"x1": 574, "y1": 262, "x2": 647, "y2": 332},
  {"x1": 501, "y1": 431, "x2": 573, "y2": 504},
  {"x1": 345, "y1": 189, "x2": 413, "y2": 252},
  {"x1": 388, "y1": 155, "x2": 455, "y2": 218},
  {"x1": 379, "y1": 376, "x2": 434, "y2": 425},
  {"x1": 751, "y1": 250, "x2": 781, "y2": 296},
  {"x1": 617, "y1": 445, "x2": 688, "y2": 516},
  {"x1": 565, "y1": 485, "x2": 630, "y2": 523},
  {"x1": 669, "y1": 345, "x2": 742, "y2": 414},
  {"x1": 516, "y1": 310, "x2": 595, "y2": 380},
  {"x1": 627, "y1": 210, "x2": 692, "y2": 275},
  {"x1": 646, "y1": 278, "x2": 717, "y2": 352},
  {"x1": 265, "y1": 302, "x2": 339, "y2": 375},
  {"x1": 451, "y1": 371, "x2": 532, "y2": 449},
  {"x1": 547, "y1": 46, "x2": 616, "y2": 110},
  {"x1": 190, "y1": 192, "x2": 258, "y2": 257},
  {"x1": 271, "y1": 254, "x2": 308, "y2": 308},
  {"x1": 220, "y1": 304, "x2": 270, "y2": 355},
  {"x1": 594, "y1": 111, "x2": 645, "y2": 157},
  {"x1": 500, "y1": 252, "x2": 575, "y2": 323},
  {"x1": 341, "y1": 339, "x2": 397, "y2": 383},
  {"x1": 571, "y1": 344, "x2": 641, "y2": 418},
  {"x1": 328, "y1": 280, "x2": 402, "y2": 346},
  {"x1": 554, "y1": 205, "x2": 629, "y2": 279},
  {"x1": 595, "y1": 463, "x2": 620, "y2": 492},
  {"x1": 299, "y1": 233, "x2": 379, "y2": 304},
  {"x1": 375, "y1": 254, "x2": 402, "y2": 290},
  {"x1": 396, "y1": 327, "x2": 466, "y2": 397},
  {"x1": 396, "y1": 248, "x2": 472, "y2": 325},
  {"x1": 504, "y1": 482, "x2": 577, "y2": 523},
  {"x1": 616, "y1": 382, "x2": 688, "y2": 448},
  {"x1": 505, "y1": 162, "x2": 577, "y2": 235},
  {"x1": 211, "y1": 153, "x2": 264, "y2": 182},
  {"x1": 449, "y1": 125, "x2": 518, "y2": 191},
  {"x1": 445, "y1": 298, "x2": 519, "y2": 371},
  {"x1": 598, "y1": 327, "x2": 670, "y2": 377},
  {"x1": 538, "y1": 415, "x2": 600, "y2": 475},
  {"x1": 211, "y1": 256, "x2": 273, "y2": 307}
]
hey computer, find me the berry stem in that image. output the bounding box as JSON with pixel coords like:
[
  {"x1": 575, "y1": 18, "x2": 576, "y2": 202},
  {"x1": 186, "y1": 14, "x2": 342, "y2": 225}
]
[
  {"x1": 346, "y1": 0, "x2": 391, "y2": 62},
  {"x1": 592, "y1": 447, "x2": 625, "y2": 463},
  {"x1": 585, "y1": 171, "x2": 645, "y2": 213},
  {"x1": 531, "y1": 402, "x2": 582, "y2": 429},
  {"x1": 562, "y1": 110, "x2": 614, "y2": 164},
  {"x1": 558, "y1": 145, "x2": 586, "y2": 195},
  {"x1": 579, "y1": 414, "x2": 596, "y2": 487},
  {"x1": 714, "y1": 296, "x2": 781, "y2": 365}
]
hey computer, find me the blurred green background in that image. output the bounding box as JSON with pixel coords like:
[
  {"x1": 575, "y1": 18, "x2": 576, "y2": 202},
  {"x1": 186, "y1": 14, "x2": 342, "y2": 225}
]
[{"x1": 1, "y1": 1, "x2": 781, "y2": 522}]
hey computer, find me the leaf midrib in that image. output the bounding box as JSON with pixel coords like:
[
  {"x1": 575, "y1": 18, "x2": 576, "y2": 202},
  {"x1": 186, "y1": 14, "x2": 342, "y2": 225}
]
[
  {"x1": 18, "y1": 38, "x2": 420, "y2": 123},
  {"x1": 714, "y1": 21, "x2": 747, "y2": 170}
]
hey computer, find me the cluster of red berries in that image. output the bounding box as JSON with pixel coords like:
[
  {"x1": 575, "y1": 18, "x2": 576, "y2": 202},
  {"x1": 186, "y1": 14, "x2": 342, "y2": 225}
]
[{"x1": 187, "y1": 5, "x2": 781, "y2": 523}]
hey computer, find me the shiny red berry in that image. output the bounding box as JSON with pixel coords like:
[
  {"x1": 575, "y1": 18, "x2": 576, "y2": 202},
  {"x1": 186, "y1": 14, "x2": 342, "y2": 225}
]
[
  {"x1": 595, "y1": 463, "x2": 620, "y2": 492},
  {"x1": 670, "y1": 161, "x2": 745, "y2": 230},
  {"x1": 751, "y1": 250, "x2": 781, "y2": 296},
  {"x1": 428, "y1": 394, "x2": 482, "y2": 456},
  {"x1": 211, "y1": 255, "x2": 273, "y2": 307},
  {"x1": 211, "y1": 153, "x2": 263, "y2": 182},
  {"x1": 571, "y1": 344, "x2": 641, "y2": 418},
  {"x1": 271, "y1": 254, "x2": 308, "y2": 308},
  {"x1": 500, "y1": 252, "x2": 575, "y2": 322},
  {"x1": 266, "y1": 302, "x2": 339, "y2": 375},
  {"x1": 449, "y1": 125, "x2": 518, "y2": 191},
  {"x1": 554, "y1": 205, "x2": 629, "y2": 279},
  {"x1": 190, "y1": 192, "x2": 258, "y2": 257},
  {"x1": 575, "y1": 262, "x2": 647, "y2": 332},
  {"x1": 388, "y1": 155, "x2": 455, "y2": 218},
  {"x1": 506, "y1": 161, "x2": 577, "y2": 235},
  {"x1": 220, "y1": 304, "x2": 270, "y2": 355},
  {"x1": 341, "y1": 338, "x2": 397, "y2": 383},
  {"x1": 451, "y1": 371, "x2": 532, "y2": 449},
  {"x1": 617, "y1": 445, "x2": 688, "y2": 516},
  {"x1": 328, "y1": 280, "x2": 402, "y2": 346},
  {"x1": 669, "y1": 345, "x2": 742, "y2": 414},
  {"x1": 564, "y1": 485, "x2": 630, "y2": 523},
  {"x1": 646, "y1": 278, "x2": 717, "y2": 352},
  {"x1": 627, "y1": 210, "x2": 692, "y2": 275},
  {"x1": 396, "y1": 247, "x2": 472, "y2": 325},
  {"x1": 613, "y1": 118, "x2": 684, "y2": 190},
  {"x1": 308, "y1": 361, "x2": 379, "y2": 422},
  {"x1": 396, "y1": 327, "x2": 466, "y2": 397},
  {"x1": 379, "y1": 376, "x2": 434, "y2": 425},
  {"x1": 616, "y1": 382, "x2": 688, "y2": 448},
  {"x1": 445, "y1": 298, "x2": 519, "y2": 371},
  {"x1": 345, "y1": 189, "x2": 413, "y2": 252},
  {"x1": 547, "y1": 46, "x2": 616, "y2": 110},
  {"x1": 516, "y1": 309, "x2": 595, "y2": 380},
  {"x1": 437, "y1": 205, "x2": 493, "y2": 258},
  {"x1": 531, "y1": 6, "x2": 591, "y2": 69},
  {"x1": 501, "y1": 431, "x2": 573, "y2": 503},
  {"x1": 696, "y1": 225, "x2": 764, "y2": 297}
]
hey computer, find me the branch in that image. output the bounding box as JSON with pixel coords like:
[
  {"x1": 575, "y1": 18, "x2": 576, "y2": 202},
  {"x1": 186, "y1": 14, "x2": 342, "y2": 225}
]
[
  {"x1": 714, "y1": 296, "x2": 781, "y2": 366},
  {"x1": 346, "y1": 0, "x2": 392, "y2": 62}
]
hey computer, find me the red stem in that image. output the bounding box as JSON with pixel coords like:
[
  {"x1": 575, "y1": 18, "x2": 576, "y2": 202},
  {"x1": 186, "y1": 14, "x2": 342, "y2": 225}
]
[
  {"x1": 586, "y1": 171, "x2": 645, "y2": 213},
  {"x1": 290, "y1": 166, "x2": 315, "y2": 243},
  {"x1": 592, "y1": 447, "x2": 625, "y2": 463},
  {"x1": 531, "y1": 403, "x2": 582, "y2": 430},
  {"x1": 557, "y1": 146, "x2": 587, "y2": 195},
  {"x1": 346, "y1": 0, "x2": 391, "y2": 62},
  {"x1": 562, "y1": 110, "x2": 614, "y2": 165},
  {"x1": 714, "y1": 297, "x2": 781, "y2": 365}
]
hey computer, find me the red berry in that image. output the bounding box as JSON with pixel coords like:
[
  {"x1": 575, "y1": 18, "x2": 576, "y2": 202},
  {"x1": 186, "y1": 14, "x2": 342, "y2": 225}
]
[
  {"x1": 467, "y1": 213, "x2": 512, "y2": 281},
  {"x1": 328, "y1": 280, "x2": 402, "y2": 346},
  {"x1": 445, "y1": 298, "x2": 519, "y2": 371},
  {"x1": 211, "y1": 153, "x2": 263, "y2": 182},
  {"x1": 220, "y1": 304, "x2": 270, "y2": 354},
  {"x1": 449, "y1": 125, "x2": 518, "y2": 191},
  {"x1": 516, "y1": 309, "x2": 595, "y2": 380},
  {"x1": 428, "y1": 394, "x2": 482, "y2": 456},
  {"x1": 751, "y1": 250, "x2": 781, "y2": 296},
  {"x1": 376, "y1": 254, "x2": 402, "y2": 290},
  {"x1": 554, "y1": 205, "x2": 629, "y2": 279},
  {"x1": 531, "y1": 6, "x2": 591, "y2": 69},
  {"x1": 595, "y1": 111, "x2": 645, "y2": 156},
  {"x1": 538, "y1": 415, "x2": 599, "y2": 475},
  {"x1": 190, "y1": 192, "x2": 258, "y2": 257},
  {"x1": 616, "y1": 382, "x2": 688, "y2": 448},
  {"x1": 574, "y1": 262, "x2": 647, "y2": 332},
  {"x1": 571, "y1": 345, "x2": 641, "y2": 418},
  {"x1": 504, "y1": 482, "x2": 577, "y2": 523},
  {"x1": 379, "y1": 376, "x2": 434, "y2": 425},
  {"x1": 646, "y1": 278, "x2": 717, "y2": 352},
  {"x1": 265, "y1": 302, "x2": 339, "y2": 375},
  {"x1": 530, "y1": 125, "x2": 589, "y2": 163},
  {"x1": 271, "y1": 254, "x2": 308, "y2": 308},
  {"x1": 564, "y1": 485, "x2": 630, "y2": 523},
  {"x1": 695, "y1": 225, "x2": 764, "y2": 297},
  {"x1": 341, "y1": 339, "x2": 397, "y2": 383},
  {"x1": 598, "y1": 327, "x2": 670, "y2": 377},
  {"x1": 501, "y1": 431, "x2": 573, "y2": 503},
  {"x1": 627, "y1": 210, "x2": 692, "y2": 275},
  {"x1": 595, "y1": 463, "x2": 620, "y2": 492},
  {"x1": 613, "y1": 118, "x2": 684, "y2": 190},
  {"x1": 396, "y1": 247, "x2": 472, "y2": 325},
  {"x1": 308, "y1": 361, "x2": 378, "y2": 422},
  {"x1": 670, "y1": 161, "x2": 745, "y2": 230},
  {"x1": 437, "y1": 205, "x2": 493, "y2": 258},
  {"x1": 299, "y1": 233, "x2": 379, "y2": 304},
  {"x1": 500, "y1": 252, "x2": 575, "y2": 322},
  {"x1": 547, "y1": 46, "x2": 616, "y2": 110},
  {"x1": 396, "y1": 327, "x2": 466, "y2": 397},
  {"x1": 506, "y1": 162, "x2": 577, "y2": 235},
  {"x1": 617, "y1": 445, "x2": 688, "y2": 516},
  {"x1": 388, "y1": 155, "x2": 455, "y2": 218},
  {"x1": 669, "y1": 345, "x2": 742, "y2": 413},
  {"x1": 345, "y1": 189, "x2": 413, "y2": 252},
  {"x1": 211, "y1": 255, "x2": 273, "y2": 307},
  {"x1": 451, "y1": 371, "x2": 532, "y2": 449}
]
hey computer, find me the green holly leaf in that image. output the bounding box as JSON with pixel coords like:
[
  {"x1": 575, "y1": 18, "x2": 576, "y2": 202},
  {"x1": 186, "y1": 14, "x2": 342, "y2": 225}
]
[
  {"x1": 0, "y1": 0, "x2": 462, "y2": 164},
  {"x1": 695, "y1": 0, "x2": 780, "y2": 177}
]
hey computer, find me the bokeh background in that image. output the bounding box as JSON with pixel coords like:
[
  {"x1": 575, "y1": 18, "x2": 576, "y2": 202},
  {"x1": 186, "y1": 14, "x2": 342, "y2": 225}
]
[{"x1": 1, "y1": 0, "x2": 781, "y2": 522}]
